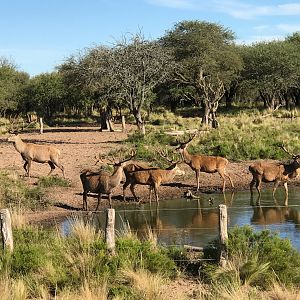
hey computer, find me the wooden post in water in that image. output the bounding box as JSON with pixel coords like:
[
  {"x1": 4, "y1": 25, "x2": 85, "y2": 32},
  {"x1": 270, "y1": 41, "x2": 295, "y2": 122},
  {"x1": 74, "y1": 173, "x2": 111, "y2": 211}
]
[
  {"x1": 121, "y1": 116, "x2": 126, "y2": 132},
  {"x1": 0, "y1": 209, "x2": 13, "y2": 252},
  {"x1": 218, "y1": 204, "x2": 228, "y2": 267},
  {"x1": 105, "y1": 208, "x2": 115, "y2": 255}
]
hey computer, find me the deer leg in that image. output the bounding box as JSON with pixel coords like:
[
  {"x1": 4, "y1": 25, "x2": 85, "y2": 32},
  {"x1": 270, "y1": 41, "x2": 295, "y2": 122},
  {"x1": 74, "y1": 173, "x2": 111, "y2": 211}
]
[
  {"x1": 250, "y1": 177, "x2": 256, "y2": 195},
  {"x1": 256, "y1": 177, "x2": 262, "y2": 200},
  {"x1": 149, "y1": 186, "x2": 153, "y2": 204},
  {"x1": 52, "y1": 157, "x2": 65, "y2": 178},
  {"x1": 130, "y1": 184, "x2": 139, "y2": 203},
  {"x1": 27, "y1": 159, "x2": 32, "y2": 178},
  {"x1": 123, "y1": 180, "x2": 130, "y2": 201},
  {"x1": 272, "y1": 180, "x2": 280, "y2": 197},
  {"x1": 23, "y1": 161, "x2": 28, "y2": 175},
  {"x1": 153, "y1": 183, "x2": 159, "y2": 204},
  {"x1": 47, "y1": 161, "x2": 55, "y2": 176},
  {"x1": 95, "y1": 193, "x2": 102, "y2": 211},
  {"x1": 283, "y1": 182, "x2": 288, "y2": 206},
  {"x1": 83, "y1": 191, "x2": 88, "y2": 211},
  {"x1": 218, "y1": 171, "x2": 226, "y2": 192},
  {"x1": 225, "y1": 172, "x2": 234, "y2": 189},
  {"x1": 195, "y1": 170, "x2": 200, "y2": 191}
]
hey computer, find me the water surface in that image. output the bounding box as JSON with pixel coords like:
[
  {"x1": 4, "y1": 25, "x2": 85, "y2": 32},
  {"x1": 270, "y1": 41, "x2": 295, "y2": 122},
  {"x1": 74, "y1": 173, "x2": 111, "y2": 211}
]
[{"x1": 61, "y1": 187, "x2": 300, "y2": 249}]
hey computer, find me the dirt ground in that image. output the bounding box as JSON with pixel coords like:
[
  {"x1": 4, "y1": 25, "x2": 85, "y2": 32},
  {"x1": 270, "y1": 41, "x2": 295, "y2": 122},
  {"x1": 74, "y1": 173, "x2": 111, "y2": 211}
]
[
  {"x1": 0, "y1": 125, "x2": 296, "y2": 224},
  {"x1": 2, "y1": 125, "x2": 300, "y2": 299}
]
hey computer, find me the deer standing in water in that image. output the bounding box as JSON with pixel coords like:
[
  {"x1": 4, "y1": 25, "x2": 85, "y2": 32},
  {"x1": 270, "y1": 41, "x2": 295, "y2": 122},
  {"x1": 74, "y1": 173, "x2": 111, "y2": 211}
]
[
  {"x1": 249, "y1": 144, "x2": 300, "y2": 204},
  {"x1": 123, "y1": 149, "x2": 185, "y2": 204},
  {"x1": 7, "y1": 133, "x2": 65, "y2": 178},
  {"x1": 175, "y1": 133, "x2": 234, "y2": 192},
  {"x1": 80, "y1": 151, "x2": 135, "y2": 210}
]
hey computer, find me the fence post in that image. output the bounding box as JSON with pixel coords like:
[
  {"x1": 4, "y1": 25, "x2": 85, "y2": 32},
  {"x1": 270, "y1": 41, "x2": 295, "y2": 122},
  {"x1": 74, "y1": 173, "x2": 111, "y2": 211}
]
[
  {"x1": 121, "y1": 116, "x2": 126, "y2": 132},
  {"x1": 105, "y1": 208, "x2": 115, "y2": 255},
  {"x1": 39, "y1": 117, "x2": 44, "y2": 134},
  {"x1": 218, "y1": 204, "x2": 228, "y2": 267},
  {"x1": 0, "y1": 209, "x2": 13, "y2": 252}
]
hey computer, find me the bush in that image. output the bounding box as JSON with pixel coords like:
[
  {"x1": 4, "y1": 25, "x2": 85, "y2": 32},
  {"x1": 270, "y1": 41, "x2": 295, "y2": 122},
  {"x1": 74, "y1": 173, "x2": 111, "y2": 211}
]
[{"x1": 203, "y1": 226, "x2": 300, "y2": 288}]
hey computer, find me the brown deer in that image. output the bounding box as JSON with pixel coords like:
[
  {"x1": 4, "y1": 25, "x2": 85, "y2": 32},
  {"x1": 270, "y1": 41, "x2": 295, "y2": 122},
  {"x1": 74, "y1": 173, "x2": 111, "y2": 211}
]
[
  {"x1": 249, "y1": 144, "x2": 300, "y2": 203},
  {"x1": 123, "y1": 150, "x2": 185, "y2": 203},
  {"x1": 7, "y1": 133, "x2": 65, "y2": 178},
  {"x1": 175, "y1": 133, "x2": 234, "y2": 192},
  {"x1": 80, "y1": 151, "x2": 135, "y2": 210}
]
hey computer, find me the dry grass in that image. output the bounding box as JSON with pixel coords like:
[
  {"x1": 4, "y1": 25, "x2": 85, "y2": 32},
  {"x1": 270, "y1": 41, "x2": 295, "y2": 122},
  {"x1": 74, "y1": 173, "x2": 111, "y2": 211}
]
[
  {"x1": 121, "y1": 268, "x2": 166, "y2": 300},
  {"x1": 264, "y1": 282, "x2": 300, "y2": 300},
  {"x1": 11, "y1": 207, "x2": 27, "y2": 229},
  {"x1": 68, "y1": 215, "x2": 102, "y2": 247}
]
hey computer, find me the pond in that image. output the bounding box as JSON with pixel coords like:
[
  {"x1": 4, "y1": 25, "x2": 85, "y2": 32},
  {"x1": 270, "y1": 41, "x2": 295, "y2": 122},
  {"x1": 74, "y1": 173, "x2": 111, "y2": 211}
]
[{"x1": 60, "y1": 187, "x2": 300, "y2": 250}]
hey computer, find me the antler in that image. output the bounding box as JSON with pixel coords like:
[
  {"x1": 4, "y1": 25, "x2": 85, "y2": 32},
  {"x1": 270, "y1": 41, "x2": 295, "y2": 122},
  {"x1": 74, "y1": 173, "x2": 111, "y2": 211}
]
[
  {"x1": 156, "y1": 147, "x2": 181, "y2": 164},
  {"x1": 118, "y1": 149, "x2": 136, "y2": 164},
  {"x1": 175, "y1": 131, "x2": 199, "y2": 147},
  {"x1": 279, "y1": 144, "x2": 298, "y2": 159}
]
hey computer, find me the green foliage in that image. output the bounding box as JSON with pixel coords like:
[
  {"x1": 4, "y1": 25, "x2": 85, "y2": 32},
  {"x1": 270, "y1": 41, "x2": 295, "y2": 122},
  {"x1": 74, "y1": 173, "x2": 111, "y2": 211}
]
[
  {"x1": 0, "y1": 171, "x2": 49, "y2": 210},
  {"x1": 37, "y1": 176, "x2": 71, "y2": 188},
  {"x1": 0, "y1": 224, "x2": 177, "y2": 298},
  {"x1": 204, "y1": 226, "x2": 300, "y2": 288}
]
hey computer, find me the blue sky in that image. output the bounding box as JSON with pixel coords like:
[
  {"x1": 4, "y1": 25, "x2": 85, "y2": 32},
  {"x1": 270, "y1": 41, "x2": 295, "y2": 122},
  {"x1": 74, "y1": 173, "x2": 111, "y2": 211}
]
[{"x1": 1, "y1": 0, "x2": 300, "y2": 76}]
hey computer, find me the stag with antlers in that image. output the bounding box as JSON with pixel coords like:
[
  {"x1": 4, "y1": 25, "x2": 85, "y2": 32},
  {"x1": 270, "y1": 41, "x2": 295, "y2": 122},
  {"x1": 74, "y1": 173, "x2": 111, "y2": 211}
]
[
  {"x1": 80, "y1": 150, "x2": 135, "y2": 210},
  {"x1": 123, "y1": 148, "x2": 185, "y2": 204},
  {"x1": 249, "y1": 144, "x2": 300, "y2": 204},
  {"x1": 175, "y1": 132, "x2": 234, "y2": 192}
]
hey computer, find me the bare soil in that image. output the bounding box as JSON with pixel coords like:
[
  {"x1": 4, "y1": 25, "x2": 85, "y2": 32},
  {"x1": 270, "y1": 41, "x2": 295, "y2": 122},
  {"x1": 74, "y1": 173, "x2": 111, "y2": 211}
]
[{"x1": 1, "y1": 125, "x2": 298, "y2": 224}]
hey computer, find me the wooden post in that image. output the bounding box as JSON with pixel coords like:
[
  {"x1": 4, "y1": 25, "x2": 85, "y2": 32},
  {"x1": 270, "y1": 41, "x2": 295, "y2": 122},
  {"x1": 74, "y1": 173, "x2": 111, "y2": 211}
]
[
  {"x1": 0, "y1": 209, "x2": 13, "y2": 252},
  {"x1": 121, "y1": 116, "x2": 126, "y2": 132},
  {"x1": 105, "y1": 208, "x2": 115, "y2": 255},
  {"x1": 39, "y1": 117, "x2": 44, "y2": 134},
  {"x1": 218, "y1": 204, "x2": 228, "y2": 267}
]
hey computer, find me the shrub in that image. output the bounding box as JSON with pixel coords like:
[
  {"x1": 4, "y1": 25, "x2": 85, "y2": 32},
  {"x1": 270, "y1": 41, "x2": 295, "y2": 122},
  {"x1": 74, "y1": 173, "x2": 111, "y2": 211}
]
[{"x1": 203, "y1": 226, "x2": 300, "y2": 288}]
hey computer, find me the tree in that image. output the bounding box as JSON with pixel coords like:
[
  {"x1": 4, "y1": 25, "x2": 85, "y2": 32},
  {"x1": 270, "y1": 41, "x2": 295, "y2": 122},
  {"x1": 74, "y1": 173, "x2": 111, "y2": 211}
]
[
  {"x1": 22, "y1": 72, "x2": 65, "y2": 121},
  {"x1": 161, "y1": 20, "x2": 243, "y2": 127},
  {"x1": 0, "y1": 57, "x2": 29, "y2": 116},
  {"x1": 241, "y1": 40, "x2": 300, "y2": 110}
]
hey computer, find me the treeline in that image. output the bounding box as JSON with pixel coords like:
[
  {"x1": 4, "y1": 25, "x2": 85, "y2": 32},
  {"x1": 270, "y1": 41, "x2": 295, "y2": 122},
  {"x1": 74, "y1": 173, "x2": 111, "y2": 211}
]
[{"x1": 1, "y1": 20, "x2": 300, "y2": 131}]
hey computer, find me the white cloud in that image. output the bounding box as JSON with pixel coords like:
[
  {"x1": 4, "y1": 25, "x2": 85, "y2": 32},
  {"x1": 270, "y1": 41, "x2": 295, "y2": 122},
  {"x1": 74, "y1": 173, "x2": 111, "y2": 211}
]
[
  {"x1": 277, "y1": 23, "x2": 300, "y2": 33},
  {"x1": 146, "y1": 0, "x2": 195, "y2": 9},
  {"x1": 212, "y1": 1, "x2": 300, "y2": 19}
]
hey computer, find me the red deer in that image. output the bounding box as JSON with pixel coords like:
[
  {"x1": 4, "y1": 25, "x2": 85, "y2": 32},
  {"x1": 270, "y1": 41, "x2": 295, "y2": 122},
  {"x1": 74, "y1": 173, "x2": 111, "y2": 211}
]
[
  {"x1": 80, "y1": 151, "x2": 135, "y2": 210},
  {"x1": 123, "y1": 150, "x2": 185, "y2": 203},
  {"x1": 175, "y1": 133, "x2": 234, "y2": 192},
  {"x1": 249, "y1": 145, "x2": 300, "y2": 203},
  {"x1": 7, "y1": 133, "x2": 65, "y2": 178}
]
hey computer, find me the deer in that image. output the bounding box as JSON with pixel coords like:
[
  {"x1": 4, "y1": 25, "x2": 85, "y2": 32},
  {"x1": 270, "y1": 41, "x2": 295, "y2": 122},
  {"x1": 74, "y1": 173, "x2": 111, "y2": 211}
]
[
  {"x1": 80, "y1": 151, "x2": 135, "y2": 211},
  {"x1": 175, "y1": 133, "x2": 234, "y2": 192},
  {"x1": 122, "y1": 149, "x2": 185, "y2": 204},
  {"x1": 7, "y1": 132, "x2": 65, "y2": 178},
  {"x1": 249, "y1": 144, "x2": 300, "y2": 204}
]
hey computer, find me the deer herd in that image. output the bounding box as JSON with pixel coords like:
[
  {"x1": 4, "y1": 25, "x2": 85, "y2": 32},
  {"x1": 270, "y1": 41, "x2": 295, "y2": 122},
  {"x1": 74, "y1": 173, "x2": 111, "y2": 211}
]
[{"x1": 6, "y1": 131, "x2": 300, "y2": 210}]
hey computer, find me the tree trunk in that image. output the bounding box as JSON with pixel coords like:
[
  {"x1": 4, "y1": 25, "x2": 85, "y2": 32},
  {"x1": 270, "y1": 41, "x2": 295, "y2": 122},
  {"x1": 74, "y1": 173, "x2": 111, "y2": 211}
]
[{"x1": 133, "y1": 108, "x2": 145, "y2": 135}]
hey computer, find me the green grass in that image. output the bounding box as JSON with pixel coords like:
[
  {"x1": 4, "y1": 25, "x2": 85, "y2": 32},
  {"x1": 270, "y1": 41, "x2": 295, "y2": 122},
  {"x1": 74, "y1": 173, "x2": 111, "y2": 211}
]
[
  {"x1": 37, "y1": 176, "x2": 71, "y2": 188},
  {"x1": 0, "y1": 171, "x2": 49, "y2": 210},
  {"x1": 126, "y1": 108, "x2": 300, "y2": 162}
]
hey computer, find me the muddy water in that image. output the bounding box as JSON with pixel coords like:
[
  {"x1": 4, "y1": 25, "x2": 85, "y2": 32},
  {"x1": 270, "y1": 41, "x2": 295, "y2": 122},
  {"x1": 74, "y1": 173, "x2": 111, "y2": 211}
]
[{"x1": 60, "y1": 188, "x2": 300, "y2": 250}]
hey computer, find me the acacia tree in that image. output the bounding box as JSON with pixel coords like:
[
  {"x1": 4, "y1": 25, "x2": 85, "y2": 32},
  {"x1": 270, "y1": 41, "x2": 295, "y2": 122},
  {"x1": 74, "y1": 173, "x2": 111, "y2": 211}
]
[
  {"x1": 161, "y1": 20, "x2": 242, "y2": 128},
  {"x1": 111, "y1": 34, "x2": 174, "y2": 132}
]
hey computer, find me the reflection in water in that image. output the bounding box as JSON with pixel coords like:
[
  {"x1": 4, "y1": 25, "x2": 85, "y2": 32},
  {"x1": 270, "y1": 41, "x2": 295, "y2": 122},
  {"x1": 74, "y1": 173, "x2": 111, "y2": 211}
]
[
  {"x1": 60, "y1": 188, "x2": 300, "y2": 249},
  {"x1": 251, "y1": 204, "x2": 300, "y2": 228}
]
